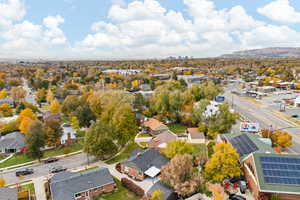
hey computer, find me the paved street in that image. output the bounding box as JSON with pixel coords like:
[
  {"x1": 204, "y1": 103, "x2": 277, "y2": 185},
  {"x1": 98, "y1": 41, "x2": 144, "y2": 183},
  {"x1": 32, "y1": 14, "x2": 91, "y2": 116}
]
[
  {"x1": 22, "y1": 78, "x2": 37, "y2": 106},
  {"x1": 0, "y1": 153, "x2": 97, "y2": 185},
  {"x1": 225, "y1": 83, "x2": 300, "y2": 154}
]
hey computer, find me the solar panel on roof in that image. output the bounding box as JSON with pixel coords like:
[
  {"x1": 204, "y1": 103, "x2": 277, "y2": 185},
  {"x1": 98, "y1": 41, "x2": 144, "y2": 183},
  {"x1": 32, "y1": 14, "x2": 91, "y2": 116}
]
[
  {"x1": 229, "y1": 134, "x2": 259, "y2": 157},
  {"x1": 260, "y1": 156, "x2": 300, "y2": 186}
]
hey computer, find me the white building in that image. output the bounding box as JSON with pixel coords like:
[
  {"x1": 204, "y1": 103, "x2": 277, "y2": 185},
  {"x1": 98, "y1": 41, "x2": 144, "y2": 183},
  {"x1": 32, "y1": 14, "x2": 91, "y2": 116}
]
[
  {"x1": 61, "y1": 124, "x2": 77, "y2": 145},
  {"x1": 295, "y1": 96, "x2": 300, "y2": 107}
]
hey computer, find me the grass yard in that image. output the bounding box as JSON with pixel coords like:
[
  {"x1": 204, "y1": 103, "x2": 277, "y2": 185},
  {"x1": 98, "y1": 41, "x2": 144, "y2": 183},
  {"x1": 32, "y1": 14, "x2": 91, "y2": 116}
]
[
  {"x1": 0, "y1": 143, "x2": 83, "y2": 169},
  {"x1": 192, "y1": 144, "x2": 208, "y2": 157},
  {"x1": 167, "y1": 123, "x2": 187, "y2": 134},
  {"x1": 137, "y1": 132, "x2": 151, "y2": 137},
  {"x1": 93, "y1": 179, "x2": 138, "y2": 200},
  {"x1": 106, "y1": 142, "x2": 140, "y2": 164}
]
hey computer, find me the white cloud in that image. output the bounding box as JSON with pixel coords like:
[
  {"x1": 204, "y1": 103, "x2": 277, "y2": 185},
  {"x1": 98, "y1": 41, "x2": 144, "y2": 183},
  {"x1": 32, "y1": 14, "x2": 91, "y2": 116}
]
[
  {"x1": 79, "y1": 0, "x2": 297, "y2": 58},
  {"x1": 0, "y1": 1, "x2": 67, "y2": 58},
  {"x1": 43, "y1": 15, "x2": 66, "y2": 45},
  {"x1": 0, "y1": 0, "x2": 26, "y2": 27},
  {"x1": 258, "y1": 0, "x2": 300, "y2": 24}
]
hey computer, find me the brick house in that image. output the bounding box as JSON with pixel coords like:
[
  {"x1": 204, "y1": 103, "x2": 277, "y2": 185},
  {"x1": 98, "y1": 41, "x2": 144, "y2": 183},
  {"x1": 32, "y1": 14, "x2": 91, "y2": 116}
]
[
  {"x1": 120, "y1": 149, "x2": 169, "y2": 181},
  {"x1": 49, "y1": 168, "x2": 116, "y2": 200},
  {"x1": 243, "y1": 153, "x2": 300, "y2": 200},
  {"x1": 61, "y1": 124, "x2": 77, "y2": 146},
  {"x1": 142, "y1": 118, "x2": 169, "y2": 136}
]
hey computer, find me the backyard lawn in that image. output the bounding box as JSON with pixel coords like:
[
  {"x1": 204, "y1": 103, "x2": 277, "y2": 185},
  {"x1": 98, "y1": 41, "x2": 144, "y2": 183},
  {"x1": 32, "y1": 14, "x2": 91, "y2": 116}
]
[
  {"x1": 192, "y1": 144, "x2": 208, "y2": 157},
  {"x1": 106, "y1": 142, "x2": 140, "y2": 164},
  {"x1": 0, "y1": 143, "x2": 82, "y2": 169},
  {"x1": 94, "y1": 179, "x2": 138, "y2": 200},
  {"x1": 167, "y1": 123, "x2": 187, "y2": 134},
  {"x1": 18, "y1": 183, "x2": 36, "y2": 200}
]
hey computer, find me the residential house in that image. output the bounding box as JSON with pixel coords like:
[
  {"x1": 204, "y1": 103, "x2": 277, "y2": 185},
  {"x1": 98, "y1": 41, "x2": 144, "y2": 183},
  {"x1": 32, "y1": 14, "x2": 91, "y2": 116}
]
[
  {"x1": 148, "y1": 130, "x2": 177, "y2": 150},
  {"x1": 257, "y1": 86, "x2": 276, "y2": 93},
  {"x1": 187, "y1": 128, "x2": 205, "y2": 144},
  {"x1": 49, "y1": 168, "x2": 116, "y2": 200},
  {"x1": 120, "y1": 149, "x2": 169, "y2": 181},
  {"x1": 146, "y1": 181, "x2": 178, "y2": 200},
  {"x1": 0, "y1": 187, "x2": 17, "y2": 200},
  {"x1": 177, "y1": 75, "x2": 207, "y2": 86},
  {"x1": 295, "y1": 96, "x2": 300, "y2": 107},
  {"x1": 220, "y1": 133, "x2": 275, "y2": 161},
  {"x1": 243, "y1": 153, "x2": 300, "y2": 200},
  {"x1": 142, "y1": 118, "x2": 169, "y2": 136},
  {"x1": 61, "y1": 123, "x2": 77, "y2": 146},
  {"x1": 0, "y1": 132, "x2": 25, "y2": 154},
  {"x1": 0, "y1": 98, "x2": 14, "y2": 107}
]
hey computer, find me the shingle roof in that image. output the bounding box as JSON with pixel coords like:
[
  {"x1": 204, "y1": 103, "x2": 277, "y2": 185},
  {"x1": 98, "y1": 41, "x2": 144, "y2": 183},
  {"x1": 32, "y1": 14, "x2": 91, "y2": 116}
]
[
  {"x1": 147, "y1": 181, "x2": 177, "y2": 200},
  {"x1": 143, "y1": 118, "x2": 168, "y2": 131},
  {"x1": 122, "y1": 149, "x2": 169, "y2": 173},
  {"x1": 0, "y1": 132, "x2": 25, "y2": 151},
  {"x1": 0, "y1": 187, "x2": 17, "y2": 200},
  {"x1": 50, "y1": 168, "x2": 115, "y2": 200},
  {"x1": 148, "y1": 130, "x2": 177, "y2": 149},
  {"x1": 252, "y1": 153, "x2": 300, "y2": 194},
  {"x1": 187, "y1": 128, "x2": 204, "y2": 139},
  {"x1": 222, "y1": 133, "x2": 275, "y2": 161}
]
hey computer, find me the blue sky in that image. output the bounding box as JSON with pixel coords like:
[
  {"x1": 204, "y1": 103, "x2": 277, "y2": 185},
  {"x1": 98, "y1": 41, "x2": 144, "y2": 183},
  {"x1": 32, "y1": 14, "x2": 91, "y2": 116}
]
[{"x1": 1, "y1": 0, "x2": 300, "y2": 59}]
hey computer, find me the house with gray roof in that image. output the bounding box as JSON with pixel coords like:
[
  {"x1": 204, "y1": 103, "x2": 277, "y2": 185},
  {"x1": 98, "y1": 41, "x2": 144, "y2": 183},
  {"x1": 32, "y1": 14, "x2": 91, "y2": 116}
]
[
  {"x1": 0, "y1": 132, "x2": 25, "y2": 154},
  {"x1": 0, "y1": 98, "x2": 14, "y2": 107},
  {"x1": 120, "y1": 149, "x2": 169, "y2": 181},
  {"x1": 146, "y1": 181, "x2": 178, "y2": 200},
  {"x1": 220, "y1": 132, "x2": 275, "y2": 161},
  {"x1": 49, "y1": 168, "x2": 116, "y2": 200},
  {"x1": 0, "y1": 187, "x2": 17, "y2": 200}
]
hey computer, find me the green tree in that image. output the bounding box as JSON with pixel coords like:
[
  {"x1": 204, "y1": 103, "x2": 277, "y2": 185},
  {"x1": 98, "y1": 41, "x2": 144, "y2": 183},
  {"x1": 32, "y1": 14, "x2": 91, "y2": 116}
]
[
  {"x1": 25, "y1": 121, "x2": 45, "y2": 161},
  {"x1": 112, "y1": 104, "x2": 138, "y2": 146},
  {"x1": 164, "y1": 140, "x2": 194, "y2": 158},
  {"x1": 204, "y1": 143, "x2": 241, "y2": 183},
  {"x1": 84, "y1": 121, "x2": 118, "y2": 159},
  {"x1": 70, "y1": 116, "x2": 80, "y2": 132},
  {"x1": 75, "y1": 105, "x2": 96, "y2": 127},
  {"x1": 44, "y1": 118, "x2": 62, "y2": 147}
]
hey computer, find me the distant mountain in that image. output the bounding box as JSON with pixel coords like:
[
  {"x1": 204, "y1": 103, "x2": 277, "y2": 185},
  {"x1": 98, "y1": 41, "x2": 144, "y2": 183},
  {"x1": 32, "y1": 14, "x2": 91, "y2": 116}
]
[{"x1": 220, "y1": 47, "x2": 300, "y2": 58}]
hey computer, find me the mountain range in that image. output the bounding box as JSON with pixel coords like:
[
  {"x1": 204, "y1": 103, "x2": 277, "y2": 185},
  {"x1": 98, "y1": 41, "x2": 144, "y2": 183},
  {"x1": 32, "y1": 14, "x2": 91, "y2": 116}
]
[{"x1": 220, "y1": 47, "x2": 300, "y2": 58}]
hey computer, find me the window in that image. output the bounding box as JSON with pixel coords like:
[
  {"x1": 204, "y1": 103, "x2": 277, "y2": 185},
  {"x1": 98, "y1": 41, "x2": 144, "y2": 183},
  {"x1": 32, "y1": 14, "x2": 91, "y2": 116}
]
[{"x1": 74, "y1": 193, "x2": 82, "y2": 199}]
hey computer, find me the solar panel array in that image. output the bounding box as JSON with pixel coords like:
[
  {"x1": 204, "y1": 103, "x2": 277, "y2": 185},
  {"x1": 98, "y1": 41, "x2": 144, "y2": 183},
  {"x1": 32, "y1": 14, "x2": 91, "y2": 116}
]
[
  {"x1": 260, "y1": 156, "x2": 300, "y2": 186},
  {"x1": 229, "y1": 134, "x2": 259, "y2": 157}
]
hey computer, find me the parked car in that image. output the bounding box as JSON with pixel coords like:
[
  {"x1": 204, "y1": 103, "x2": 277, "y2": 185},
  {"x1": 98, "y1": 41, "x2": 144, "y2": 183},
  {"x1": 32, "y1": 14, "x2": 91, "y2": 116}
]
[
  {"x1": 44, "y1": 157, "x2": 59, "y2": 164},
  {"x1": 291, "y1": 114, "x2": 299, "y2": 118},
  {"x1": 16, "y1": 168, "x2": 34, "y2": 177},
  {"x1": 49, "y1": 166, "x2": 67, "y2": 173},
  {"x1": 229, "y1": 176, "x2": 245, "y2": 184},
  {"x1": 228, "y1": 194, "x2": 246, "y2": 200},
  {"x1": 239, "y1": 180, "x2": 247, "y2": 194}
]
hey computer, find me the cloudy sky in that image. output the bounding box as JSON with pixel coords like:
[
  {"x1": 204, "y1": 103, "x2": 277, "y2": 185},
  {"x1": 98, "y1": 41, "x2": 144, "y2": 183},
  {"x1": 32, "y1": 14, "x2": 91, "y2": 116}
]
[{"x1": 1, "y1": 0, "x2": 300, "y2": 60}]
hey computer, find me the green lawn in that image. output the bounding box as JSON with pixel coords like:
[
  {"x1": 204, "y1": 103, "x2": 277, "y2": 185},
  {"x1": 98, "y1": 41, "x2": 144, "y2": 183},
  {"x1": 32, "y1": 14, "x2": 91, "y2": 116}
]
[
  {"x1": 192, "y1": 144, "x2": 208, "y2": 157},
  {"x1": 93, "y1": 179, "x2": 138, "y2": 200},
  {"x1": 106, "y1": 142, "x2": 140, "y2": 164},
  {"x1": 167, "y1": 123, "x2": 187, "y2": 134},
  {"x1": 18, "y1": 183, "x2": 36, "y2": 200},
  {"x1": 0, "y1": 143, "x2": 82, "y2": 169},
  {"x1": 137, "y1": 133, "x2": 151, "y2": 137}
]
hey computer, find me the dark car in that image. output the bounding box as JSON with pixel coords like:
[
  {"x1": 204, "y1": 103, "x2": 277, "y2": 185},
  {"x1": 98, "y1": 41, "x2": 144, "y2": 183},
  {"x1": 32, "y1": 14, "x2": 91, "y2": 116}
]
[
  {"x1": 16, "y1": 168, "x2": 34, "y2": 177},
  {"x1": 229, "y1": 176, "x2": 245, "y2": 184},
  {"x1": 291, "y1": 114, "x2": 299, "y2": 118},
  {"x1": 43, "y1": 157, "x2": 59, "y2": 164},
  {"x1": 229, "y1": 194, "x2": 246, "y2": 200},
  {"x1": 239, "y1": 180, "x2": 247, "y2": 194},
  {"x1": 49, "y1": 166, "x2": 67, "y2": 173}
]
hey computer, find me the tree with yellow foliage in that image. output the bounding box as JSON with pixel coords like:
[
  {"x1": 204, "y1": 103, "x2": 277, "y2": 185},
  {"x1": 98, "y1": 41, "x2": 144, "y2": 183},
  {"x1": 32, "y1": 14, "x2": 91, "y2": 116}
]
[
  {"x1": 46, "y1": 90, "x2": 54, "y2": 103},
  {"x1": 19, "y1": 117, "x2": 34, "y2": 134},
  {"x1": 150, "y1": 190, "x2": 163, "y2": 200},
  {"x1": 0, "y1": 89, "x2": 7, "y2": 99},
  {"x1": 0, "y1": 178, "x2": 6, "y2": 187},
  {"x1": 0, "y1": 104, "x2": 13, "y2": 117},
  {"x1": 18, "y1": 108, "x2": 37, "y2": 134},
  {"x1": 18, "y1": 108, "x2": 36, "y2": 122},
  {"x1": 131, "y1": 80, "x2": 140, "y2": 88},
  {"x1": 49, "y1": 99, "x2": 61, "y2": 114},
  {"x1": 205, "y1": 143, "x2": 241, "y2": 183}
]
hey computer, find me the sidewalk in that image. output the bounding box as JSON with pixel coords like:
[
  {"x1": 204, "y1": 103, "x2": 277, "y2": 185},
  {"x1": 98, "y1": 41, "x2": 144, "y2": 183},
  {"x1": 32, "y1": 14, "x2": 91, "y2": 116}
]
[{"x1": 33, "y1": 176, "x2": 47, "y2": 200}]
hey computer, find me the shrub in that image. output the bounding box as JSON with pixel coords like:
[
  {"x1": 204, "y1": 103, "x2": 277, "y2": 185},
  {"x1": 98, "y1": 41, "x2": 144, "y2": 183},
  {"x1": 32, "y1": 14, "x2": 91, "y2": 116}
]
[
  {"x1": 115, "y1": 163, "x2": 122, "y2": 173},
  {"x1": 121, "y1": 178, "x2": 144, "y2": 197}
]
